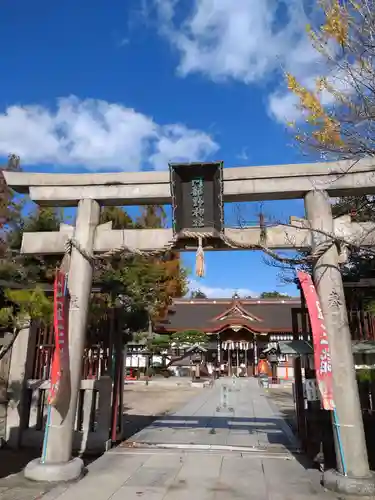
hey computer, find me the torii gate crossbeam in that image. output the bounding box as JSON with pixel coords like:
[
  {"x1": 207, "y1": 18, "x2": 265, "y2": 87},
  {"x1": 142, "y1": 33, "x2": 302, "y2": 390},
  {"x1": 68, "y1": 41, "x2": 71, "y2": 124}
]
[{"x1": 4, "y1": 158, "x2": 375, "y2": 205}]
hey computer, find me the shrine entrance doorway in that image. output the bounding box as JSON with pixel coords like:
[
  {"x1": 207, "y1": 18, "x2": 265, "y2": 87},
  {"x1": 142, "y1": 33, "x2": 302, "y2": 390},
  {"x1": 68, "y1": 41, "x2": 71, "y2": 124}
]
[{"x1": 219, "y1": 328, "x2": 258, "y2": 377}]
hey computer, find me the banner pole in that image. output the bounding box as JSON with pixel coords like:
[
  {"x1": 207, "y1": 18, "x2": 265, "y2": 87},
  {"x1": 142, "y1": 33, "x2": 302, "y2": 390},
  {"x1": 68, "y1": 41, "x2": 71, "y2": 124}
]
[
  {"x1": 333, "y1": 408, "x2": 347, "y2": 476},
  {"x1": 41, "y1": 269, "x2": 69, "y2": 464},
  {"x1": 41, "y1": 405, "x2": 52, "y2": 464}
]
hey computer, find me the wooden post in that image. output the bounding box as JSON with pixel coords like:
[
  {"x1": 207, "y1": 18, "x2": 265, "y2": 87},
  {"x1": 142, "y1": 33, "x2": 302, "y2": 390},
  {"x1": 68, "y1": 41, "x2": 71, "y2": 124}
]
[
  {"x1": 300, "y1": 287, "x2": 308, "y2": 338},
  {"x1": 294, "y1": 356, "x2": 307, "y2": 449}
]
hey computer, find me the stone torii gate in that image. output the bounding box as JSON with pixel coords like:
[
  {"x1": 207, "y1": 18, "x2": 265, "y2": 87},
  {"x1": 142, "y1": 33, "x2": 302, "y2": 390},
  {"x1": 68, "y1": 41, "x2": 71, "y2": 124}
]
[{"x1": 4, "y1": 158, "x2": 375, "y2": 495}]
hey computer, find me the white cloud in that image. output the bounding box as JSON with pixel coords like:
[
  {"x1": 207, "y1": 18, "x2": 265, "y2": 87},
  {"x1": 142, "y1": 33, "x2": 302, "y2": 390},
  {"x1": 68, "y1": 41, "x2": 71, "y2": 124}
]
[
  {"x1": 268, "y1": 92, "x2": 301, "y2": 125},
  {"x1": 152, "y1": 0, "x2": 328, "y2": 122},
  {"x1": 188, "y1": 279, "x2": 258, "y2": 298},
  {"x1": 150, "y1": 123, "x2": 218, "y2": 170},
  {"x1": 236, "y1": 147, "x2": 250, "y2": 162},
  {"x1": 0, "y1": 95, "x2": 219, "y2": 170}
]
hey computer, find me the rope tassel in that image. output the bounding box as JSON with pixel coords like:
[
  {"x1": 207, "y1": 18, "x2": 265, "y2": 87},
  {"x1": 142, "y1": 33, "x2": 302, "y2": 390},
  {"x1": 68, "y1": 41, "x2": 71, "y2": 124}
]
[{"x1": 195, "y1": 236, "x2": 205, "y2": 278}]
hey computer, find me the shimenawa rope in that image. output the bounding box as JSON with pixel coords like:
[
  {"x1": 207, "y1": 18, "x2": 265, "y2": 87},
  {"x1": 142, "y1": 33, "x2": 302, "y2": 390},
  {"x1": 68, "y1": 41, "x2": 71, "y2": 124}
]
[{"x1": 64, "y1": 229, "x2": 342, "y2": 278}]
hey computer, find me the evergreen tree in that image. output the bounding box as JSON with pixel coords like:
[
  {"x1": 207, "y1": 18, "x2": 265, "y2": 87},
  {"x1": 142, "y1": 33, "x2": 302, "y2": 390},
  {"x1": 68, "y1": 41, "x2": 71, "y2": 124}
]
[
  {"x1": 260, "y1": 291, "x2": 291, "y2": 299},
  {"x1": 94, "y1": 205, "x2": 188, "y2": 334}
]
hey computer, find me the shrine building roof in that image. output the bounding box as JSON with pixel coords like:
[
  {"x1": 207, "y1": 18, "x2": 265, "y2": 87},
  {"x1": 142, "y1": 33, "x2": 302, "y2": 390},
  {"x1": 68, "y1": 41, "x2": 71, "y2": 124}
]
[{"x1": 155, "y1": 297, "x2": 301, "y2": 334}]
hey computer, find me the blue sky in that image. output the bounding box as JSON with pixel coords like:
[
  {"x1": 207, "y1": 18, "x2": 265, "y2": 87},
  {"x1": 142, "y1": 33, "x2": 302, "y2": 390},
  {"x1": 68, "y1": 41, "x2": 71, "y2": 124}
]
[{"x1": 0, "y1": 0, "x2": 322, "y2": 298}]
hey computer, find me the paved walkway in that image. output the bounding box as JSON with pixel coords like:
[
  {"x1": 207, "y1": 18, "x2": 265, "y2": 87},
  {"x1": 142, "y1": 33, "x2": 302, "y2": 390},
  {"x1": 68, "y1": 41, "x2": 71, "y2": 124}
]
[
  {"x1": 125, "y1": 377, "x2": 298, "y2": 451},
  {"x1": 42, "y1": 378, "x2": 335, "y2": 500}
]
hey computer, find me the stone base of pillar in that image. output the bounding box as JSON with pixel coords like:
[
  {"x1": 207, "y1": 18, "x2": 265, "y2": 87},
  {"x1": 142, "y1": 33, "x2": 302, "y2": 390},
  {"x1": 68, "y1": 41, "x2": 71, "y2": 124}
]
[
  {"x1": 24, "y1": 457, "x2": 84, "y2": 483},
  {"x1": 323, "y1": 469, "x2": 375, "y2": 496}
]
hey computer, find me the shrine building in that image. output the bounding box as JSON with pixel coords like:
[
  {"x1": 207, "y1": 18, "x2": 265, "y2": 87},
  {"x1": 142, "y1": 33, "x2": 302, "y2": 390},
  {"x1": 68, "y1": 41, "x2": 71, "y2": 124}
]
[{"x1": 155, "y1": 293, "x2": 312, "y2": 380}]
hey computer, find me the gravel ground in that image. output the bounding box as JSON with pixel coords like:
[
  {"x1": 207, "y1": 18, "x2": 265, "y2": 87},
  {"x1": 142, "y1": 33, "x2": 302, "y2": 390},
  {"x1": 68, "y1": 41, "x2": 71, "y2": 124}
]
[
  {"x1": 121, "y1": 383, "x2": 201, "y2": 441},
  {"x1": 123, "y1": 383, "x2": 200, "y2": 416}
]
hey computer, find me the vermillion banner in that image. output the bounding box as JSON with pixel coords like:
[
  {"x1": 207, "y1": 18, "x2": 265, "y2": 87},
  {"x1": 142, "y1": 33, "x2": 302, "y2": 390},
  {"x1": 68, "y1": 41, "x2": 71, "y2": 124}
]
[
  {"x1": 298, "y1": 271, "x2": 335, "y2": 411},
  {"x1": 48, "y1": 270, "x2": 68, "y2": 406}
]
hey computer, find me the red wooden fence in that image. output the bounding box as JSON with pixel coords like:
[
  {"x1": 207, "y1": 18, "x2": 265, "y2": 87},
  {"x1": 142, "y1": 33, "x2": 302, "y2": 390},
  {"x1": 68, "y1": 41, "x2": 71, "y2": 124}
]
[
  {"x1": 32, "y1": 313, "x2": 113, "y2": 381},
  {"x1": 293, "y1": 307, "x2": 375, "y2": 342}
]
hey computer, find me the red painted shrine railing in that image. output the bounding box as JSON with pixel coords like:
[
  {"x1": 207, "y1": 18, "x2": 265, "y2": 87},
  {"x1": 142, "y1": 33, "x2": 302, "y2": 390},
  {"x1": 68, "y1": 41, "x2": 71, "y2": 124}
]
[
  {"x1": 29, "y1": 314, "x2": 115, "y2": 436},
  {"x1": 296, "y1": 308, "x2": 375, "y2": 341},
  {"x1": 32, "y1": 318, "x2": 112, "y2": 381},
  {"x1": 33, "y1": 322, "x2": 55, "y2": 380},
  {"x1": 348, "y1": 310, "x2": 375, "y2": 341}
]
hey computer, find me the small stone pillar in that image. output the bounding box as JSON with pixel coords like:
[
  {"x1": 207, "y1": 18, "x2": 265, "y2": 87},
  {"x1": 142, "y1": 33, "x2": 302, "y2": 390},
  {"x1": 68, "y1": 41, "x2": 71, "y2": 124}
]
[
  {"x1": 305, "y1": 190, "x2": 375, "y2": 496},
  {"x1": 6, "y1": 321, "x2": 36, "y2": 447},
  {"x1": 25, "y1": 199, "x2": 100, "y2": 483}
]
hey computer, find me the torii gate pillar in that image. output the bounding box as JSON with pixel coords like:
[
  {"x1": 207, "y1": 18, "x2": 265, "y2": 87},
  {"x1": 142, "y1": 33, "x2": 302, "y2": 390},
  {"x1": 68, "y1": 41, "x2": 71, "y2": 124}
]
[
  {"x1": 25, "y1": 199, "x2": 100, "y2": 482},
  {"x1": 305, "y1": 190, "x2": 375, "y2": 496}
]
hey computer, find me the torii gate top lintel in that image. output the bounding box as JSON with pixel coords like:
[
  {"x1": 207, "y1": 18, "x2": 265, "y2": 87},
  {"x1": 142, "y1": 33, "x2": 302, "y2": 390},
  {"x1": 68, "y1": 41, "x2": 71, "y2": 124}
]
[{"x1": 3, "y1": 158, "x2": 375, "y2": 207}]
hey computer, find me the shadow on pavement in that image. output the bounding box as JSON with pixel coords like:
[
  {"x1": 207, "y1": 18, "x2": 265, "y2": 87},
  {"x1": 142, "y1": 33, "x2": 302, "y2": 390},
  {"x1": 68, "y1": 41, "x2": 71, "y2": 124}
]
[
  {"x1": 121, "y1": 413, "x2": 158, "y2": 441},
  {"x1": 119, "y1": 410, "x2": 325, "y2": 475},
  {"x1": 0, "y1": 448, "x2": 40, "y2": 480}
]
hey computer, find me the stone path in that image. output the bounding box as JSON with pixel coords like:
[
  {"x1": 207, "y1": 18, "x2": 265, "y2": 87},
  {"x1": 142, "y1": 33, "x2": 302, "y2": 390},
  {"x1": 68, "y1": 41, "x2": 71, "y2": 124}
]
[
  {"x1": 124, "y1": 377, "x2": 298, "y2": 452},
  {"x1": 38, "y1": 377, "x2": 338, "y2": 500}
]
